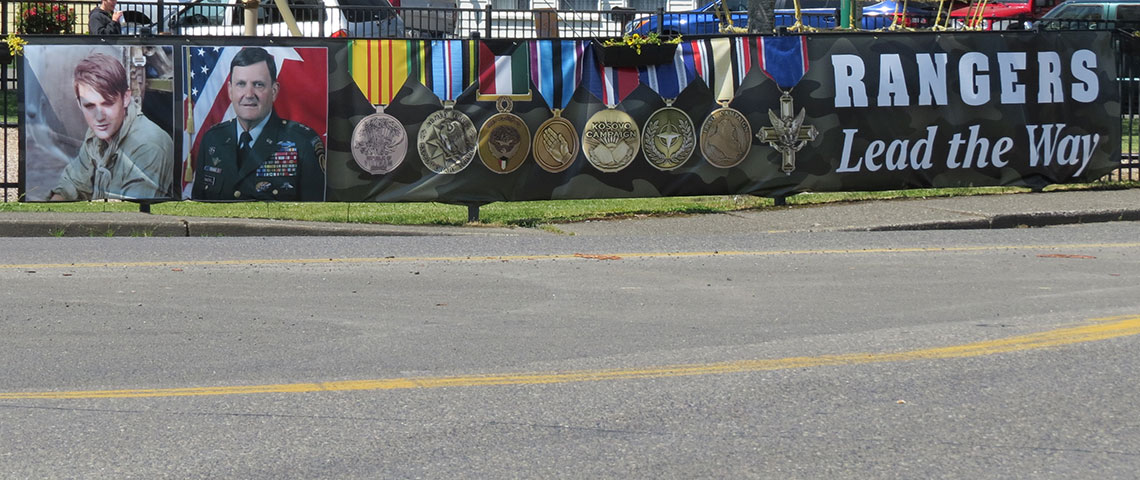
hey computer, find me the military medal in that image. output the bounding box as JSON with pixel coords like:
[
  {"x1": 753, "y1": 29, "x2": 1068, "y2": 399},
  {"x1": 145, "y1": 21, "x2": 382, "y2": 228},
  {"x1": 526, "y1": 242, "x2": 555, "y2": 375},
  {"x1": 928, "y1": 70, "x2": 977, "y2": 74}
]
[
  {"x1": 642, "y1": 102, "x2": 695, "y2": 171},
  {"x1": 682, "y1": 37, "x2": 758, "y2": 169},
  {"x1": 418, "y1": 101, "x2": 478, "y2": 175},
  {"x1": 476, "y1": 42, "x2": 533, "y2": 174},
  {"x1": 529, "y1": 40, "x2": 588, "y2": 173},
  {"x1": 752, "y1": 36, "x2": 817, "y2": 174},
  {"x1": 418, "y1": 40, "x2": 477, "y2": 175},
  {"x1": 533, "y1": 110, "x2": 578, "y2": 173},
  {"x1": 351, "y1": 105, "x2": 408, "y2": 175},
  {"x1": 477, "y1": 97, "x2": 530, "y2": 174},
  {"x1": 583, "y1": 107, "x2": 640, "y2": 173},
  {"x1": 582, "y1": 56, "x2": 641, "y2": 173},
  {"x1": 637, "y1": 53, "x2": 698, "y2": 171},
  {"x1": 700, "y1": 101, "x2": 752, "y2": 168}
]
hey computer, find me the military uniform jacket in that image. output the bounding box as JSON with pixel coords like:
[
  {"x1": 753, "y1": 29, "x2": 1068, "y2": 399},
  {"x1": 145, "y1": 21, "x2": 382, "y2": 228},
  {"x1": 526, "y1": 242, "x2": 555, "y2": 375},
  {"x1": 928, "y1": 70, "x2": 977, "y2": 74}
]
[
  {"x1": 52, "y1": 107, "x2": 174, "y2": 201},
  {"x1": 192, "y1": 111, "x2": 326, "y2": 201}
]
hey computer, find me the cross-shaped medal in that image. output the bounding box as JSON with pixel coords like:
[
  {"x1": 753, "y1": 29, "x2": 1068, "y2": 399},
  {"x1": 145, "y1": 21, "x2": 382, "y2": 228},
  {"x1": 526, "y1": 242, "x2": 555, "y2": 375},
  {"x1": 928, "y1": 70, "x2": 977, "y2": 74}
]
[{"x1": 757, "y1": 92, "x2": 819, "y2": 174}]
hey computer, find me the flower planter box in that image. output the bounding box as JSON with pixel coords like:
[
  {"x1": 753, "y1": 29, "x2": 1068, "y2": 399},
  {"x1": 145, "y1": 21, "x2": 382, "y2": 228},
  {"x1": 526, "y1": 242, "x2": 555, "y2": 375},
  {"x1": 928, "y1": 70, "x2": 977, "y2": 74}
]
[{"x1": 593, "y1": 43, "x2": 678, "y2": 68}]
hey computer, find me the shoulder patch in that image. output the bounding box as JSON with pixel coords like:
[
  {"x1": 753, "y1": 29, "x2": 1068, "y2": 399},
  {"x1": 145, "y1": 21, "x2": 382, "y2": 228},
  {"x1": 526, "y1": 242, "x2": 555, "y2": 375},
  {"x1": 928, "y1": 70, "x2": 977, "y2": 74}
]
[{"x1": 312, "y1": 137, "x2": 326, "y2": 172}]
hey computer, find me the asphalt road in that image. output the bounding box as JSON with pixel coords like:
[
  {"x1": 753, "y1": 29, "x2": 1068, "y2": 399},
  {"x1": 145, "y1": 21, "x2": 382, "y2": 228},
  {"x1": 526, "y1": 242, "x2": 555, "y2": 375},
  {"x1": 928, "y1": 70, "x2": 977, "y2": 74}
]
[{"x1": 2, "y1": 223, "x2": 1139, "y2": 478}]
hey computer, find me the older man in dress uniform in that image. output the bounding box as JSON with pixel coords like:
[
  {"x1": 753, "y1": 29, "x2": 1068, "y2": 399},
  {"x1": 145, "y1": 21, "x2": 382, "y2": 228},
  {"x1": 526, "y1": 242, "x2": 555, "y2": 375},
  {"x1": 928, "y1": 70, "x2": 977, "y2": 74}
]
[{"x1": 192, "y1": 47, "x2": 325, "y2": 201}]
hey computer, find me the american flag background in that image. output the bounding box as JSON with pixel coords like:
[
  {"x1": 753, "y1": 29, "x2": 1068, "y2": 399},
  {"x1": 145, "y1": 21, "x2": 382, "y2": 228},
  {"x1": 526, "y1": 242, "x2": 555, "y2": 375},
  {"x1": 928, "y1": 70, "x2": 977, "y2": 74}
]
[{"x1": 182, "y1": 46, "x2": 329, "y2": 199}]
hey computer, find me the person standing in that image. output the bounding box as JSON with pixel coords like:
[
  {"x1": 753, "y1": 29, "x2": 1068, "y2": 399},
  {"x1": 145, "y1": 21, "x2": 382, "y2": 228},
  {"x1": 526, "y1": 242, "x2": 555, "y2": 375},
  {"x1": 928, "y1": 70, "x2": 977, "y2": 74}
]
[
  {"x1": 192, "y1": 47, "x2": 326, "y2": 201},
  {"x1": 89, "y1": 0, "x2": 123, "y2": 35}
]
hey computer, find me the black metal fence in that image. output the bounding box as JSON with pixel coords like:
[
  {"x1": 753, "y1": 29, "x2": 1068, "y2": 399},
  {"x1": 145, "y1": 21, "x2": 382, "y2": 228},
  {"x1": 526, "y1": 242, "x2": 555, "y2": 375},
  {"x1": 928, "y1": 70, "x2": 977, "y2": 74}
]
[{"x1": 5, "y1": 0, "x2": 902, "y2": 39}]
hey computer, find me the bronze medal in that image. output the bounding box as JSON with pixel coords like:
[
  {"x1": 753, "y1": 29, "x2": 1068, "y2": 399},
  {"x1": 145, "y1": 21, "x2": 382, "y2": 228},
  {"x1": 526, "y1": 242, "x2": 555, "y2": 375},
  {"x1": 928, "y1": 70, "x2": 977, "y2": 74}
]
[
  {"x1": 417, "y1": 100, "x2": 477, "y2": 175},
  {"x1": 478, "y1": 97, "x2": 531, "y2": 174},
  {"x1": 642, "y1": 101, "x2": 696, "y2": 171},
  {"x1": 700, "y1": 102, "x2": 752, "y2": 169},
  {"x1": 582, "y1": 107, "x2": 640, "y2": 173},
  {"x1": 351, "y1": 105, "x2": 408, "y2": 175},
  {"x1": 533, "y1": 110, "x2": 579, "y2": 174}
]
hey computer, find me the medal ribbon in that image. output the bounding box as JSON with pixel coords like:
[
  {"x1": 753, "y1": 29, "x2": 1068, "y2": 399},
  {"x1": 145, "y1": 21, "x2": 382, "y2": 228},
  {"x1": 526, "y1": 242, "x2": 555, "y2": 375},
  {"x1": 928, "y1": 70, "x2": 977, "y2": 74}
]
[
  {"x1": 757, "y1": 36, "x2": 809, "y2": 91},
  {"x1": 638, "y1": 44, "x2": 697, "y2": 100},
  {"x1": 349, "y1": 40, "x2": 425, "y2": 106},
  {"x1": 427, "y1": 40, "x2": 476, "y2": 102},
  {"x1": 478, "y1": 41, "x2": 531, "y2": 97},
  {"x1": 685, "y1": 38, "x2": 736, "y2": 103},
  {"x1": 529, "y1": 40, "x2": 587, "y2": 111},
  {"x1": 581, "y1": 44, "x2": 641, "y2": 107}
]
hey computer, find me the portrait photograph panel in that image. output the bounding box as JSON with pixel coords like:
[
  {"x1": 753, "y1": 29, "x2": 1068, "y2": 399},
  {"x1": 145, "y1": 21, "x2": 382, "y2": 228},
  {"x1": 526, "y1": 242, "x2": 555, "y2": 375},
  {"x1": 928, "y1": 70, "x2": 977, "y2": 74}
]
[
  {"x1": 183, "y1": 46, "x2": 329, "y2": 202},
  {"x1": 22, "y1": 44, "x2": 177, "y2": 202}
]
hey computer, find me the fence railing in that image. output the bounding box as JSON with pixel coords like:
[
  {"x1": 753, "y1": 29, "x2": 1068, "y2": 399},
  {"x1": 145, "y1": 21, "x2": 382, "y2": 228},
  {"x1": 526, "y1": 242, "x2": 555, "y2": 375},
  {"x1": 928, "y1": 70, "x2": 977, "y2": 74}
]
[{"x1": 3, "y1": 0, "x2": 999, "y2": 40}]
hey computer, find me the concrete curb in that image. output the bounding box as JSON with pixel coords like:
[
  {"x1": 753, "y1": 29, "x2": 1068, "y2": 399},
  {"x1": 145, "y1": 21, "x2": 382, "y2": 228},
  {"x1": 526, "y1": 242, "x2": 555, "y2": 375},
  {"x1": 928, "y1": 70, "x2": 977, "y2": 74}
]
[
  {"x1": 0, "y1": 213, "x2": 537, "y2": 237},
  {"x1": 850, "y1": 209, "x2": 1140, "y2": 231}
]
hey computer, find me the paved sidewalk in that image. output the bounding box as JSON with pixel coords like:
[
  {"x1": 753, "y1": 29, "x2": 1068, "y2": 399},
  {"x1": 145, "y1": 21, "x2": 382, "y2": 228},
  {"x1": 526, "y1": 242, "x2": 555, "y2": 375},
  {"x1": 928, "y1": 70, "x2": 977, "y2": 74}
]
[
  {"x1": 0, "y1": 189, "x2": 1137, "y2": 237},
  {"x1": 551, "y1": 189, "x2": 1140, "y2": 236}
]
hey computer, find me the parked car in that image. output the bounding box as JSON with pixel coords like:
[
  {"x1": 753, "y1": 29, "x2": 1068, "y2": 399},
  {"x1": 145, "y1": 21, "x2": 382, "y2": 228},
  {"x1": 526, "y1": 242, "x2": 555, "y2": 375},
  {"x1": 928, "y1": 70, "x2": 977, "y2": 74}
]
[
  {"x1": 948, "y1": 0, "x2": 1063, "y2": 30},
  {"x1": 624, "y1": 0, "x2": 837, "y2": 35},
  {"x1": 107, "y1": 0, "x2": 191, "y2": 34},
  {"x1": 623, "y1": 0, "x2": 938, "y2": 36},
  {"x1": 1031, "y1": 0, "x2": 1140, "y2": 28},
  {"x1": 166, "y1": 0, "x2": 405, "y2": 37},
  {"x1": 861, "y1": 0, "x2": 939, "y2": 28}
]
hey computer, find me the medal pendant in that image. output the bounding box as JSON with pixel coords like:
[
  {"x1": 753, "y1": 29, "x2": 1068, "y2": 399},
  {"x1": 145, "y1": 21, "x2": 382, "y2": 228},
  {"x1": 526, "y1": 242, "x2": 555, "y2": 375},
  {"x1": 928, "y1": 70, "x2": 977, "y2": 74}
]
[
  {"x1": 582, "y1": 106, "x2": 640, "y2": 173},
  {"x1": 642, "y1": 100, "x2": 696, "y2": 171},
  {"x1": 418, "y1": 100, "x2": 478, "y2": 175},
  {"x1": 478, "y1": 97, "x2": 531, "y2": 174},
  {"x1": 532, "y1": 109, "x2": 579, "y2": 174},
  {"x1": 700, "y1": 101, "x2": 752, "y2": 169},
  {"x1": 351, "y1": 105, "x2": 408, "y2": 175}
]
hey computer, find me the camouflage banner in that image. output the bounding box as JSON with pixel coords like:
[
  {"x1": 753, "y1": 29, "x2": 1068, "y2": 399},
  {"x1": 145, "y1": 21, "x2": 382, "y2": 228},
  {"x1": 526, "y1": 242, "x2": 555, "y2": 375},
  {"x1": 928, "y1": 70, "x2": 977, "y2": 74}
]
[
  {"x1": 21, "y1": 32, "x2": 1120, "y2": 203},
  {"x1": 331, "y1": 31, "x2": 1120, "y2": 203}
]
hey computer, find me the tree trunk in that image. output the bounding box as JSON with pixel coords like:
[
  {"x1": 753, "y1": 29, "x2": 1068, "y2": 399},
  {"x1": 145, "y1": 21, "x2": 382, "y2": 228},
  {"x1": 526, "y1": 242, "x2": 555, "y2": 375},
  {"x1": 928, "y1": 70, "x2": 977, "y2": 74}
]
[{"x1": 748, "y1": 0, "x2": 776, "y2": 34}]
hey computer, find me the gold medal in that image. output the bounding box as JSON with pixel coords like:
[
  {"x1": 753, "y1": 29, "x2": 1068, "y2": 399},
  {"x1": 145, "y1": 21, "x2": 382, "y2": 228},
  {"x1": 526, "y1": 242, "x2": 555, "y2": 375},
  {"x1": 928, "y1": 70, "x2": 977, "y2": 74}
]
[
  {"x1": 582, "y1": 107, "x2": 640, "y2": 173},
  {"x1": 478, "y1": 97, "x2": 531, "y2": 174},
  {"x1": 700, "y1": 101, "x2": 752, "y2": 169},
  {"x1": 417, "y1": 100, "x2": 477, "y2": 175},
  {"x1": 642, "y1": 100, "x2": 696, "y2": 171},
  {"x1": 532, "y1": 109, "x2": 579, "y2": 173},
  {"x1": 351, "y1": 105, "x2": 408, "y2": 175}
]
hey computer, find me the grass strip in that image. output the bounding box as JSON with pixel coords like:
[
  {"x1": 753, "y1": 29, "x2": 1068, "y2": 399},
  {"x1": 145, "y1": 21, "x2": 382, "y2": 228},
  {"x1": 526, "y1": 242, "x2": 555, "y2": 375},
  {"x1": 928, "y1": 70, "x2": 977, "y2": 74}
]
[{"x1": 3, "y1": 183, "x2": 1136, "y2": 227}]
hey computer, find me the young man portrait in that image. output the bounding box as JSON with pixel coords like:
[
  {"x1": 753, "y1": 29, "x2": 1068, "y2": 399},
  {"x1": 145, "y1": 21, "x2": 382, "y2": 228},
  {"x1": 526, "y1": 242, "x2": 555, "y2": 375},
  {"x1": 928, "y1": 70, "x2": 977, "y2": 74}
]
[{"x1": 49, "y1": 52, "x2": 174, "y2": 201}]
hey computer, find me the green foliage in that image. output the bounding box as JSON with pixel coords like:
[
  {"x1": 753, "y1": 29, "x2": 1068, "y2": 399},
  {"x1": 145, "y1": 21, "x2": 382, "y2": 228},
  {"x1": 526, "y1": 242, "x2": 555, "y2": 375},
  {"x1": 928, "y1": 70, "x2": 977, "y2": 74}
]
[{"x1": 15, "y1": 2, "x2": 77, "y2": 34}]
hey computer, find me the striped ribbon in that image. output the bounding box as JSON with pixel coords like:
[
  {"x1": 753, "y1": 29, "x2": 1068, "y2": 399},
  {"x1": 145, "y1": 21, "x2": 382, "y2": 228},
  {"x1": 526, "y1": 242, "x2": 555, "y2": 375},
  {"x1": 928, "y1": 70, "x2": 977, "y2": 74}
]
[{"x1": 529, "y1": 40, "x2": 588, "y2": 111}]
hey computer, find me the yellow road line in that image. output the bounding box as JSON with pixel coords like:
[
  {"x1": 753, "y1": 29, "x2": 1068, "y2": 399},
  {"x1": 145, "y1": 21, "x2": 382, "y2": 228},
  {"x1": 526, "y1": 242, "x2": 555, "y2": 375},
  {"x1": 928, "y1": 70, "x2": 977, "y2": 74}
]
[
  {"x1": 2, "y1": 242, "x2": 1138, "y2": 270},
  {"x1": 3, "y1": 314, "x2": 1138, "y2": 400}
]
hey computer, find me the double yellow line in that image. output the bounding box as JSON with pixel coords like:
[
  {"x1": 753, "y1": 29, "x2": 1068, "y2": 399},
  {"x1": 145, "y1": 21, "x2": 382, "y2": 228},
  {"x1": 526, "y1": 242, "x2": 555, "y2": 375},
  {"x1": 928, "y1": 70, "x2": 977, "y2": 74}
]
[{"x1": 3, "y1": 314, "x2": 1139, "y2": 400}]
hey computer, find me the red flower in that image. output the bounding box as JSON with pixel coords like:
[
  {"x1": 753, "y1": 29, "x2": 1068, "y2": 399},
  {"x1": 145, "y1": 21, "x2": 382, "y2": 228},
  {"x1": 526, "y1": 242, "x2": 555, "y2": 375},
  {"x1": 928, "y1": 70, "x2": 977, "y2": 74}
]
[
  {"x1": 52, "y1": 4, "x2": 58, "y2": 12},
  {"x1": 28, "y1": 7, "x2": 36, "y2": 15}
]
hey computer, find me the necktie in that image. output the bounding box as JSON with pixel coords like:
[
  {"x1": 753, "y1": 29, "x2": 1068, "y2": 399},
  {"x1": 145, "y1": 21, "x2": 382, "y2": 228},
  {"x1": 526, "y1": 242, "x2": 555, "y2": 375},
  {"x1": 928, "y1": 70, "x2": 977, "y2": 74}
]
[{"x1": 238, "y1": 131, "x2": 252, "y2": 169}]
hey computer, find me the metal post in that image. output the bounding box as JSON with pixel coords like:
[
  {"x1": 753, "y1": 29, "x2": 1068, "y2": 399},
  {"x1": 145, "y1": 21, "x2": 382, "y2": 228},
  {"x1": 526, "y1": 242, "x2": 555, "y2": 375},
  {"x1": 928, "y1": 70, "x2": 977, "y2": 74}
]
[
  {"x1": 656, "y1": 7, "x2": 663, "y2": 35},
  {"x1": 139, "y1": 202, "x2": 152, "y2": 214},
  {"x1": 467, "y1": 203, "x2": 480, "y2": 223},
  {"x1": 840, "y1": 0, "x2": 853, "y2": 28},
  {"x1": 157, "y1": 0, "x2": 165, "y2": 33},
  {"x1": 773, "y1": 196, "x2": 787, "y2": 206},
  {"x1": 484, "y1": 5, "x2": 492, "y2": 40}
]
